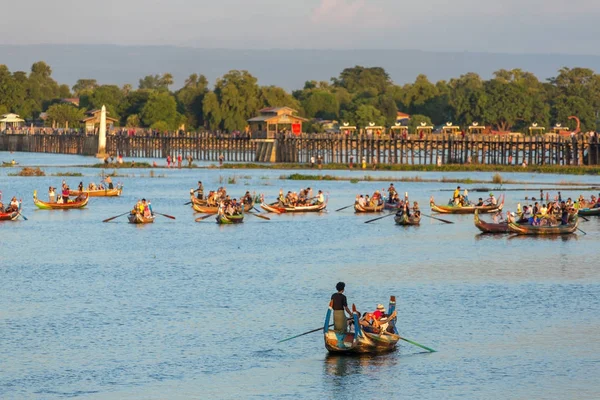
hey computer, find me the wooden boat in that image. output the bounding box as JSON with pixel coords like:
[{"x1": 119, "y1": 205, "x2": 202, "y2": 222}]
[
  {"x1": 474, "y1": 209, "x2": 509, "y2": 233},
  {"x1": 68, "y1": 186, "x2": 123, "y2": 197},
  {"x1": 216, "y1": 211, "x2": 244, "y2": 225},
  {"x1": 578, "y1": 207, "x2": 600, "y2": 216},
  {"x1": 384, "y1": 201, "x2": 402, "y2": 210},
  {"x1": 128, "y1": 213, "x2": 155, "y2": 224},
  {"x1": 2, "y1": 161, "x2": 18, "y2": 166},
  {"x1": 33, "y1": 191, "x2": 89, "y2": 209},
  {"x1": 192, "y1": 200, "x2": 254, "y2": 214},
  {"x1": 324, "y1": 296, "x2": 400, "y2": 354},
  {"x1": 0, "y1": 211, "x2": 19, "y2": 221},
  {"x1": 260, "y1": 201, "x2": 327, "y2": 213},
  {"x1": 354, "y1": 202, "x2": 384, "y2": 213},
  {"x1": 394, "y1": 212, "x2": 421, "y2": 225},
  {"x1": 430, "y1": 195, "x2": 504, "y2": 214},
  {"x1": 507, "y1": 213, "x2": 578, "y2": 235}
]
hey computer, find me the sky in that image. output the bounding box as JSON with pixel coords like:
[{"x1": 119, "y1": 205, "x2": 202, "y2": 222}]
[{"x1": 1, "y1": 0, "x2": 600, "y2": 54}]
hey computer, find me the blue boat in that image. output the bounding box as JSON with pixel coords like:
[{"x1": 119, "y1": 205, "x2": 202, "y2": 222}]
[{"x1": 323, "y1": 296, "x2": 400, "y2": 354}]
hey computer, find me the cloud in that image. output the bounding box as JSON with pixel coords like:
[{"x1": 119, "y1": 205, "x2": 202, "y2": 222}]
[{"x1": 310, "y1": 0, "x2": 369, "y2": 24}]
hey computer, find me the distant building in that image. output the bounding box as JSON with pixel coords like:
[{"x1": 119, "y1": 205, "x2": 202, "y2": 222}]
[
  {"x1": 248, "y1": 107, "x2": 307, "y2": 136},
  {"x1": 81, "y1": 109, "x2": 118, "y2": 133},
  {"x1": 0, "y1": 113, "x2": 25, "y2": 131}
]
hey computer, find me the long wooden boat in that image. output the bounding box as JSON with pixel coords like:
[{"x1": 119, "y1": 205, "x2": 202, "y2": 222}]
[
  {"x1": 507, "y1": 213, "x2": 578, "y2": 235},
  {"x1": 0, "y1": 211, "x2": 19, "y2": 221},
  {"x1": 33, "y1": 191, "x2": 89, "y2": 209},
  {"x1": 68, "y1": 186, "x2": 123, "y2": 197},
  {"x1": 578, "y1": 207, "x2": 600, "y2": 216},
  {"x1": 354, "y1": 202, "x2": 384, "y2": 213},
  {"x1": 260, "y1": 201, "x2": 327, "y2": 213},
  {"x1": 128, "y1": 213, "x2": 155, "y2": 224},
  {"x1": 324, "y1": 296, "x2": 400, "y2": 354},
  {"x1": 430, "y1": 195, "x2": 504, "y2": 214},
  {"x1": 2, "y1": 161, "x2": 18, "y2": 166},
  {"x1": 216, "y1": 212, "x2": 244, "y2": 225},
  {"x1": 474, "y1": 209, "x2": 509, "y2": 233},
  {"x1": 394, "y1": 212, "x2": 421, "y2": 225},
  {"x1": 192, "y1": 200, "x2": 254, "y2": 214}
]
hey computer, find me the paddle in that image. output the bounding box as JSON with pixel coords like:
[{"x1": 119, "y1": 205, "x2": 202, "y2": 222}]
[
  {"x1": 184, "y1": 201, "x2": 192, "y2": 205},
  {"x1": 195, "y1": 214, "x2": 213, "y2": 222},
  {"x1": 399, "y1": 336, "x2": 437, "y2": 352},
  {"x1": 335, "y1": 204, "x2": 355, "y2": 212},
  {"x1": 421, "y1": 213, "x2": 454, "y2": 224},
  {"x1": 103, "y1": 211, "x2": 130, "y2": 223},
  {"x1": 154, "y1": 212, "x2": 176, "y2": 220},
  {"x1": 577, "y1": 227, "x2": 587, "y2": 235},
  {"x1": 17, "y1": 212, "x2": 28, "y2": 221},
  {"x1": 277, "y1": 325, "x2": 330, "y2": 343},
  {"x1": 364, "y1": 212, "x2": 396, "y2": 224},
  {"x1": 579, "y1": 215, "x2": 590, "y2": 222},
  {"x1": 247, "y1": 211, "x2": 270, "y2": 221},
  {"x1": 253, "y1": 206, "x2": 262, "y2": 213}
]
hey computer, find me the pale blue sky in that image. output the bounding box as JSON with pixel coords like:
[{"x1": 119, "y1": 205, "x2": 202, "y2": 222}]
[{"x1": 2, "y1": 0, "x2": 600, "y2": 54}]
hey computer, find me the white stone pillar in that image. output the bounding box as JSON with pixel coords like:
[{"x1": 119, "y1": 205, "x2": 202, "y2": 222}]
[{"x1": 97, "y1": 105, "x2": 107, "y2": 157}]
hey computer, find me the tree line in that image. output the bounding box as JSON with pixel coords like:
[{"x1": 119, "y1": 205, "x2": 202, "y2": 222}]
[{"x1": 1, "y1": 61, "x2": 599, "y2": 132}]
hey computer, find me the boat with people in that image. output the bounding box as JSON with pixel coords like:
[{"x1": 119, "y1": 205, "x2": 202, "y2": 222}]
[
  {"x1": 430, "y1": 194, "x2": 504, "y2": 214},
  {"x1": 2, "y1": 160, "x2": 18, "y2": 167},
  {"x1": 324, "y1": 296, "x2": 400, "y2": 354},
  {"x1": 189, "y1": 188, "x2": 254, "y2": 213},
  {"x1": 260, "y1": 189, "x2": 327, "y2": 213},
  {"x1": 0, "y1": 196, "x2": 22, "y2": 220},
  {"x1": 354, "y1": 203, "x2": 384, "y2": 213},
  {"x1": 474, "y1": 209, "x2": 509, "y2": 233},
  {"x1": 395, "y1": 212, "x2": 421, "y2": 225},
  {"x1": 128, "y1": 198, "x2": 155, "y2": 224},
  {"x1": 33, "y1": 190, "x2": 89, "y2": 209},
  {"x1": 506, "y1": 211, "x2": 578, "y2": 235},
  {"x1": 215, "y1": 210, "x2": 244, "y2": 224},
  {"x1": 577, "y1": 207, "x2": 600, "y2": 216},
  {"x1": 354, "y1": 191, "x2": 385, "y2": 213}
]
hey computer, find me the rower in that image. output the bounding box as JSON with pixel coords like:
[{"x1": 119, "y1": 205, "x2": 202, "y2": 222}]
[
  {"x1": 476, "y1": 198, "x2": 484, "y2": 206},
  {"x1": 314, "y1": 190, "x2": 325, "y2": 205},
  {"x1": 105, "y1": 175, "x2": 114, "y2": 190},
  {"x1": 194, "y1": 181, "x2": 204, "y2": 199},
  {"x1": 453, "y1": 186, "x2": 461, "y2": 201}
]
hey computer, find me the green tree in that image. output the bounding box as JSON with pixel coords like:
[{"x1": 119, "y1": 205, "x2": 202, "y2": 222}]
[
  {"x1": 80, "y1": 85, "x2": 124, "y2": 120},
  {"x1": 353, "y1": 104, "x2": 385, "y2": 128},
  {"x1": 125, "y1": 114, "x2": 140, "y2": 127},
  {"x1": 258, "y1": 86, "x2": 300, "y2": 110},
  {"x1": 140, "y1": 92, "x2": 183, "y2": 130},
  {"x1": 45, "y1": 103, "x2": 85, "y2": 128},
  {"x1": 448, "y1": 73, "x2": 487, "y2": 125},
  {"x1": 551, "y1": 95, "x2": 596, "y2": 131},
  {"x1": 408, "y1": 114, "x2": 433, "y2": 133},
  {"x1": 72, "y1": 79, "x2": 98, "y2": 95},
  {"x1": 332, "y1": 66, "x2": 392, "y2": 94},
  {"x1": 302, "y1": 90, "x2": 339, "y2": 119},
  {"x1": 202, "y1": 91, "x2": 222, "y2": 131},
  {"x1": 138, "y1": 73, "x2": 173, "y2": 91},
  {"x1": 212, "y1": 70, "x2": 260, "y2": 131},
  {"x1": 176, "y1": 73, "x2": 209, "y2": 129}
]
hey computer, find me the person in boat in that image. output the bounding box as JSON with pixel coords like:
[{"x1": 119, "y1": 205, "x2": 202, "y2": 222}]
[
  {"x1": 488, "y1": 193, "x2": 497, "y2": 206},
  {"x1": 492, "y1": 210, "x2": 504, "y2": 224},
  {"x1": 532, "y1": 202, "x2": 540, "y2": 216},
  {"x1": 48, "y1": 186, "x2": 56, "y2": 203},
  {"x1": 74, "y1": 193, "x2": 86, "y2": 203},
  {"x1": 540, "y1": 204, "x2": 548, "y2": 216},
  {"x1": 387, "y1": 184, "x2": 397, "y2": 203},
  {"x1": 463, "y1": 188, "x2": 469, "y2": 204},
  {"x1": 5, "y1": 197, "x2": 20, "y2": 213},
  {"x1": 78, "y1": 181, "x2": 84, "y2": 192},
  {"x1": 243, "y1": 191, "x2": 253, "y2": 205},
  {"x1": 0, "y1": 200, "x2": 4, "y2": 213},
  {"x1": 143, "y1": 200, "x2": 152, "y2": 218},
  {"x1": 313, "y1": 190, "x2": 324, "y2": 205},
  {"x1": 517, "y1": 206, "x2": 529, "y2": 223},
  {"x1": 62, "y1": 183, "x2": 70, "y2": 203},
  {"x1": 277, "y1": 189, "x2": 285, "y2": 205},
  {"x1": 476, "y1": 198, "x2": 484, "y2": 207},
  {"x1": 331, "y1": 282, "x2": 352, "y2": 333},
  {"x1": 57, "y1": 195, "x2": 64, "y2": 204},
  {"x1": 105, "y1": 175, "x2": 114, "y2": 190},
  {"x1": 193, "y1": 181, "x2": 204, "y2": 200},
  {"x1": 453, "y1": 186, "x2": 461, "y2": 201},
  {"x1": 412, "y1": 201, "x2": 421, "y2": 217},
  {"x1": 357, "y1": 195, "x2": 366, "y2": 208}
]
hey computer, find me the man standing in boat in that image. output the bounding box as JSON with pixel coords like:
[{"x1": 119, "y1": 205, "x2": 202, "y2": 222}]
[
  {"x1": 193, "y1": 181, "x2": 204, "y2": 200},
  {"x1": 331, "y1": 282, "x2": 352, "y2": 333}
]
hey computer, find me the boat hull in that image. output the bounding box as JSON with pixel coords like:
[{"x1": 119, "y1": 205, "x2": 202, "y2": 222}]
[
  {"x1": 324, "y1": 330, "x2": 400, "y2": 354},
  {"x1": 193, "y1": 201, "x2": 254, "y2": 214},
  {"x1": 507, "y1": 221, "x2": 578, "y2": 235},
  {"x1": 216, "y1": 213, "x2": 244, "y2": 224},
  {"x1": 260, "y1": 202, "x2": 327, "y2": 213},
  {"x1": 128, "y1": 214, "x2": 155, "y2": 224},
  {"x1": 354, "y1": 203, "x2": 384, "y2": 213},
  {"x1": 33, "y1": 193, "x2": 89, "y2": 209},
  {"x1": 474, "y1": 210, "x2": 509, "y2": 233},
  {"x1": 394, "y1": 213, "x2": 421, "y2": 225},
  {"x1": 430, "y1": 195, "x2": 504, "y2": 214},
  {"x1": 68, "y1": 187, "x2": 122, "y2": 197},
  {"x1": 0, "y1": 211, "x2": 19, "y2": 221},
  {"x1": 578, "y1": 207, "x2": 600, "y2": 216}
]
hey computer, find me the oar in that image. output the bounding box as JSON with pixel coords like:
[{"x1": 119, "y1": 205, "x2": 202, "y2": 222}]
[
  {"x1": 154, "y1": 212, "x2": 176, "y2": 220},
  {"x1": 579, "y1": 215, "x2": 590, "y2": 222},
  {"x1": 184, "y1": 201, "x2": 192, "y2": 205},
  {"x1": 421, "y1": 213, "x2": 454, "y2": 224},
  {"x1": 195, "y1": 214, "x2": 213, "y2": 222},
  {"x1": 399, "y1": 336, "x2": 436, "y2": 352},
  {"x1": 577, "y1": 227, "x2": 587, "y2": 235},
  {"x1": 277, "y1": 325, "x2": 330, "y2": 343},
  {"x1": 335, "y1": 204, "x2": 355, "y2": 212},
  {"x1": 17, "y1": 212, "x2": 28, "y2": 221},
  {"x1": 253, "y1": 206, "x2": 262, "y2": 213},
  {"x1": 247, "y1": 211, "x2": 270, "y2": 220},
  {"x1": 103, "y1": 211, "x2": 130, "y2": 223},
  {"x1": 365, "y1": 212, "x2": 395, "y2": 224}
]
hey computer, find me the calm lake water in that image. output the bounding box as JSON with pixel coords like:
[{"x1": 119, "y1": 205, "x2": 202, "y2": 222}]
[{"x1": 1, "y1": 151, "x2": 600, "y2": 400}]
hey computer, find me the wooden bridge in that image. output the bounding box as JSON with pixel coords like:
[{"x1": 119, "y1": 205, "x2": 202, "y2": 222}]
[{"x1": 1, "y1": 132, "x2": 599, "y2": 166}]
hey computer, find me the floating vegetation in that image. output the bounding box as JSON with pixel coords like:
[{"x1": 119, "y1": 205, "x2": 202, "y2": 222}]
[
  {"x1": 9, "y1": 167, "x2": 45, "y2": 176},
  {"x1": 52, "y1": 172, "x2": 83, "y2": 177}
]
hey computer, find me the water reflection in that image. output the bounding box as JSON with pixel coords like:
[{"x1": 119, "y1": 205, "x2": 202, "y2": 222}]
[
  {"x1": 507, "y1": 234, "x2": 579, "y2": 242},
  {"x1": 323, "y1": 352, "x2": 399, "y2": 377}
]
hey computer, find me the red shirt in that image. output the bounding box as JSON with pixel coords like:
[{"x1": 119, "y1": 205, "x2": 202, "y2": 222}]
[{"x1": 373, "y1": 310, "x2": 385, "y2": 320}]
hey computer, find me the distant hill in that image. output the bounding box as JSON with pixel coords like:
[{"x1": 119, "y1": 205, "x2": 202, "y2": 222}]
[{"x1": 2, "y1": 44, "x2": 600, "y2": 90}]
